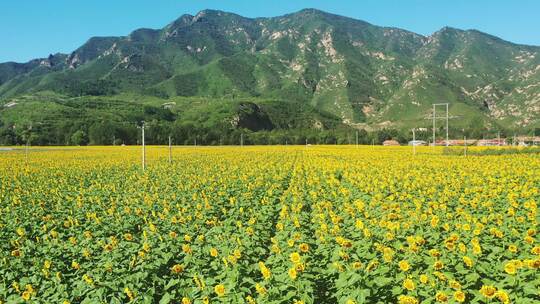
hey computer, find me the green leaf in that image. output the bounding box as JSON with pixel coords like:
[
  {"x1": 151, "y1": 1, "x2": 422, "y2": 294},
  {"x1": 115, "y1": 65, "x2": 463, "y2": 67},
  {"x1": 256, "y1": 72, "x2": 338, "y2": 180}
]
[
  {"x1": 159, "y1": 292, "x2": 172, "y2": 304},
  {"x1": 165, "y1": 279, "x2": 179, "y2": 291},
  {"x1": 374, "y1": 276, "x2": 392, "y2": 287}
]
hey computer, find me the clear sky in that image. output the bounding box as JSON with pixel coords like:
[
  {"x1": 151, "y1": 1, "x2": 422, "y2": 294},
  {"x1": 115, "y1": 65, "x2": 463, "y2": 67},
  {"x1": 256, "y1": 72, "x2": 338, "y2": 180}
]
[{"x1": 1, "y1": 0, "x2": 539, "y2": 63}]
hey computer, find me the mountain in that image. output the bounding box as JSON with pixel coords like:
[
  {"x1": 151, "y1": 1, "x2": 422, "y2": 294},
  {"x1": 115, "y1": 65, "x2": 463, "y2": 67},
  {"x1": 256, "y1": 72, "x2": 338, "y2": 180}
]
[{"x1": 1, "y1": 9, "x2": 539, "y2": 145}]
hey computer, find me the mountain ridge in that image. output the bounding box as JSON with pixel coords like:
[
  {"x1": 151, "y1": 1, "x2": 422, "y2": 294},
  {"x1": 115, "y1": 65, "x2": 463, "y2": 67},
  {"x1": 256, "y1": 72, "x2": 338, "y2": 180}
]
[
  {"x1": 0, "y1": 8, "x2": 539, "y2": 146},
  {"x1": 4, "y1": 9, "x2": 539, "y2": 66}
]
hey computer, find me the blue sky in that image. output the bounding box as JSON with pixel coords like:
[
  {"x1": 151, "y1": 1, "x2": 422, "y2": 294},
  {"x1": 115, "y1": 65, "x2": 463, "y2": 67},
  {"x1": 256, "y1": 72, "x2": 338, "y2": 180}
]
[{"x1": 1, "y1": 0, "x2": 539, "y2": 63}]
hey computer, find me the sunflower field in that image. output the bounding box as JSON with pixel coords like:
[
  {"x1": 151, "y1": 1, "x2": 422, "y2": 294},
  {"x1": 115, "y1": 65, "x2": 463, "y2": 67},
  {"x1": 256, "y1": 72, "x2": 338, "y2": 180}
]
[{"x1": 0, "y1": 146, "x2": 538, "y2": 304}]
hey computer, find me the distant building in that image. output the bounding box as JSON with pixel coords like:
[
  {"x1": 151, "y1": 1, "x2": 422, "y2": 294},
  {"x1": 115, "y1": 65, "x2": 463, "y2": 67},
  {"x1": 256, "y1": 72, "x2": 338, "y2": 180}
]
[
  {"x1": 433, "y1": 140, "x2": 450, "y2": 146},
  {"x1": 477, "y1": 139, "x2": 507, "y2": 146},
  {"x1": 383, "y1": 140, "x2": 400, "y2": 146},
  {"x1": 408, "y1": 140, "x2": 426, "y2": 146},
  {"x1": 161, "y1": 102, "x2": 176, "y2": 109},
  {"x1": 3, "y1": 101, "x2": 17, "y2": 108},
  {"x1": 516, "y1": 136, "x2": 540, "y2": 146},
  {"x1": 431, "y1": 139, "x2": 478, "y2": 146},
  {"x1": 443, "y1": 139, "x2": 470, "y2": 146}
]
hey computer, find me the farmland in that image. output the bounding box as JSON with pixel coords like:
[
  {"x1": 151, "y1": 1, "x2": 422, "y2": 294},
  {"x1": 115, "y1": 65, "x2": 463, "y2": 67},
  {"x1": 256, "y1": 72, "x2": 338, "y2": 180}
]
[{"x1": 0, "y1": 146, "x2": 539, "y2": 303}]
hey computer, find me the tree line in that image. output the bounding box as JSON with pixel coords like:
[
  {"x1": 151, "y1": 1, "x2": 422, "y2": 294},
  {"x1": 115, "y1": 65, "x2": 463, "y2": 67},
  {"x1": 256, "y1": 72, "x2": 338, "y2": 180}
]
[{"x1": 1, "y1": 118, "x2": 537, "y2": 146}]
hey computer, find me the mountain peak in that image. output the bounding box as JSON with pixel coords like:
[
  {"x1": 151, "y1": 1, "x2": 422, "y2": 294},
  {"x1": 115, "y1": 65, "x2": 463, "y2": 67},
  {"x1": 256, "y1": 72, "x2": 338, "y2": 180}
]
[
  {"x1": 193, "y1": 9, "x2": 247, "y2": 21},
  {"x1": 296, "y1": 8, "x2": 327, "y2": 15},
  {"x1": 433, "y1": 26, "x2": 463, "y2": 35},
  {"x1": 287, "y1": 8, "x2": 347, "y2": 19},
  {"x1": 167, "y1": 13, "x2": 195, "y2": 28},
  {"x1": 196, "y1": 9, "x2": 228, "y2": 16}
]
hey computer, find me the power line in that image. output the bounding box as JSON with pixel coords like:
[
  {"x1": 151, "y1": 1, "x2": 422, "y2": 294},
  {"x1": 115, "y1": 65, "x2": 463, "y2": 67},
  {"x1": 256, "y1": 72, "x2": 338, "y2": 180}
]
[{"x1": 430, "y1": 103, "x2": 456, "y2": 147}]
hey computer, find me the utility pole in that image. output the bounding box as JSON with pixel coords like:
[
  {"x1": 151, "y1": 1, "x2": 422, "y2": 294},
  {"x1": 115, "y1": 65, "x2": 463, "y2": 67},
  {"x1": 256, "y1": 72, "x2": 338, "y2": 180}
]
[
  {"x1": 138, "y1": 121, "x2": 146, "y2": 171},
  {"x1": 446, "y1": 103, "x2": 449, "y2": 147},
  {"x1": 432, "y1": 104, "x2": 436, "y2": 147},
  {"x1": 355, "y1": 130, "x2": 359, "y2": 148},
  {"x1": 113, "y1": 135, "x2": 116, "y2": 146},
  {"x1": 498, "y1": 131, "x2": 501, "y2": 147},
  {"x1": 412, "y1": 128, "x2": 416, "y2": 155},
  {"x1": 24, "y1": 124, "x2": 32, "y2": 164},
  {"x1": 431, "y1": 103, "x2": 452, "y2": 147},
  {"x1": 464, "y1": 135, "x2": 467, "y2": 156},
  {"x1": 142, "y1": 122, "x2": 146, "y2": 171},
  {"x1": 240, "y1": 133, "x2": 244, "y2": 147},
  {"x1": 168, "y1": 135, "x2": 172, "y2": 164},
  {"x1": 25, "y1": 140, "x2": 29, "y2": 164}
]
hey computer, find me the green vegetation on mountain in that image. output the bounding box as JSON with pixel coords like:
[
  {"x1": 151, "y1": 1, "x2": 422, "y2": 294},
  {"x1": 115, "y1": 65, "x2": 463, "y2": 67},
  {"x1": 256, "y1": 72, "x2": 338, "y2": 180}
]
[{"x1": 1, "y1": 9, "x2": 539, "y2": 145}]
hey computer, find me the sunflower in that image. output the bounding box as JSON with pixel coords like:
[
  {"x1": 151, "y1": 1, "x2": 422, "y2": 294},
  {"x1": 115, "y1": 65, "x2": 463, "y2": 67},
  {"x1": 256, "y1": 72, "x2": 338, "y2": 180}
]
[
  {"x1": 171, "y1": 264, "x2": 184, "y2": 274},
  {"x1": 21, "y1": 291, "x2": 32, "y2": 301},
  {"x1": 433, "y1": 260, "x2": 444, "y2": 270},
  {"x1": 398, "y1": 260, "x2": 411, "y2": 272},
  {"x1": 479, "y1": 285, "x2": 497, "y2": 299},
  {"x1": 397, "y1": 295, "x2": 419, "y2": 304},
  {"x1": 255, "y1": 283, "x2": 267, "y2": 295},
  {"x1": 288, "y1": 267, "x2": 297, "y2": 280},
  {"x1": 462, "y1": 256, "x2": 473, "y2": 268},
  {"x1": 16, "y1": 227, "x2": 26, "y2": 237},
  {"x1": 403, "y1": 278, "x2": 415, "y2": 291},
  {"x1": 181, "y1": 297, "x2": 191, "y2": 304},
  {"x1": 71, "y1": 260, "x2": 80, "y2": 270},
  {"x1": 504, "y1": 261, "x2": 517, "y2": 275},
  {"x1": 435, "y1": 291, "x2": 448, "y2": 302},
  {"x1": 182, "y1": 244, "x2": 192, "y2": 254},
  {"x1": 82, "y1": 274, "x2": 93, "y2": 285},
  {"x1": 290, "y1": 252, "x2": 301, "y2": 263},
  {"x1": 124, "y1": 287, "x2": 134, "y2": 301},
  {"x1": 295, "y1": 263, "x2": 305, "y2": 272},
  {"x1": 453, "y1": 290, "x2": 465, "y2": 303},
  {"x1": 258, "y1": 262, "x2": 271, "y2": 280},
  {"x1": 449, "y1": 280, "x2": 461, "y2": 290},
  {"x1": 495, "y1": 290, "x2": 510, "y2": 304},
  {"x1": 214, "y1": 284, "x2": 226, "y2": 297},
  {"x1": 430, "y1": 215, "x2": 440, "y2": 227}
]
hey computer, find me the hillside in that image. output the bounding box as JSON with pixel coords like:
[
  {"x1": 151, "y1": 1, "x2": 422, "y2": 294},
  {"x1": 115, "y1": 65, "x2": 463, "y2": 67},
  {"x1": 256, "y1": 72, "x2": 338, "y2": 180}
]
[{"x1": 1, "y1": 9, "x2": 539, "y2": 145}]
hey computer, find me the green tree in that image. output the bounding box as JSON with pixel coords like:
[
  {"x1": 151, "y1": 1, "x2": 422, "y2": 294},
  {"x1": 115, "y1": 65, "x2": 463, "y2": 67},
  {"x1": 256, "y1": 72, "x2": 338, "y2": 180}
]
[{"x1": 70, "y1": 130, "x2": 89, "y2": 146}]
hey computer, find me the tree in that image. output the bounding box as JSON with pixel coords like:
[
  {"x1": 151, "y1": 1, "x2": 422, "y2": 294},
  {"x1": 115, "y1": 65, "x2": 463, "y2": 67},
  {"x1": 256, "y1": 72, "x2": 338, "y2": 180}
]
[
  {"x1": 0, "y1": 126, "x2": 16, "y2": 145},
  {"x1": 89, "y1": 122, "x2": 115, "y2": 145},
  {"x1": 70, "y1": 130, "x2": 88, "y2": 146}
]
